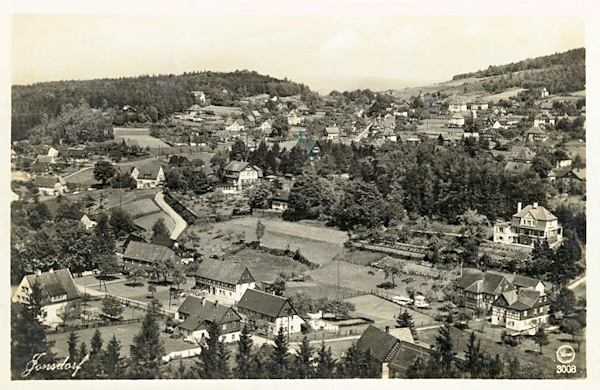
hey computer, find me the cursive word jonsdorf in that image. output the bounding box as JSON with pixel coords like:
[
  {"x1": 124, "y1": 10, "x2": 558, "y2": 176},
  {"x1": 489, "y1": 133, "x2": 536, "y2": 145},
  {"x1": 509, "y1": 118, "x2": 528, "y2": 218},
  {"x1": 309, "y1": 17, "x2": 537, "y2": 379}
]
[{"x1": 21, "y1": 352, "x2": 89, "y2": 378}]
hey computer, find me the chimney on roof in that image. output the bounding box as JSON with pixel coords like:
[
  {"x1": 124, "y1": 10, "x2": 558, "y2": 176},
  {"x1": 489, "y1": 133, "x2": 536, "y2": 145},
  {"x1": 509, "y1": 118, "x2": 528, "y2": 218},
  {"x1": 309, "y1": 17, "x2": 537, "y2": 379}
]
[
  {"x1": 385, "y1": 326, "x2": 390, "y2": 333},
  {"x1": 533, "y1": 202, "x2": 538, "y2": 208},
  {"x1": 201, "y1": 297, "x2": 206, "y2": 306},
  {"x1": 49, "y1": 268, "x2": 54, "y2": 273},
  {"x1": 35, "y1": 270, "x2": 42, "y2": 276},
  {"x1": 517, "y1": 202, "x2": 522, "y2": 213}
]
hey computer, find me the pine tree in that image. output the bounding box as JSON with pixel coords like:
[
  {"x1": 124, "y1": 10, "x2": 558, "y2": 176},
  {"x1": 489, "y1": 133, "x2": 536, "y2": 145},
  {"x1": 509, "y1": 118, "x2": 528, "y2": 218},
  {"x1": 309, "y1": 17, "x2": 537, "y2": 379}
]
[
  {"x1": 406, "y1": 356, "x2": 429, "y2": 378},
  {"x1": 337, "y1": 343, "x2": 362, "y2": 378},
  {"x1": 361, "y1": 347, "x2": 380, "y2": 378},
  {"x1": 90, "y1": 329, "x2": 104, "y2": 356},
  {"x1": 270, "y1": 327, "x2": 290, "y2": 378},
  {"x1": 104, "y1": 335, "x2": 123, "y2": 378},
  {"x1": 295, "y1": 336, "x2": 314, "y2": 379},
  {"x1": 234, "y1": 324, "x2": 254, "y2": 379},
  {"x1": 11, "y1": 280, "x2": 52, "y2": 379},
  {"x1": 315, "y1": 341, "x2": 336, "y2": 378},
  {"x1": 194, "y1": 321, "x2": 230, "y2": 378},
  {"x1": 79, "y1": 342, "x2": 88, "y2": 359},
  {"x1": 396, "y1": 309, "x2": 417, "y2": 338},
  {"x1": 435, "y1": 318, "x2": 456, "y2": 377},
  {"x1": 129, "y1": 309, "x2": 165, "y2": 378},
  {"x1": 465, "y1": 332, "x2": 483, "y2": 378},
  {"x1": 67, "y1": 331, "x2": 79, "y2": 360}
]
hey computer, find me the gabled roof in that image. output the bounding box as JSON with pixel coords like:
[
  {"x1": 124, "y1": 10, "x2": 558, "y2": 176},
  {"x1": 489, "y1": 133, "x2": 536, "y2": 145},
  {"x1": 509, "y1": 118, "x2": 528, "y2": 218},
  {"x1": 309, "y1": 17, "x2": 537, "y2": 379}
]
[
  {"x1": 513, "y1": 204, "x2": 557, "y2": 221},
  {"x1": 224, "y1": 161, "x2": 255, "y2": 172},
  {"x1": 135, "y1": 163, "x2": 164, "y2": 180},
  {"x1": 24, "y1": 269, "x2": 80, "y2": 305},
  {"x1": 195, "y1": 258, "x2": 255, "y2": 285},
  {"x1": 525, "y1": 127, "x2": 547, "y2": 135},
  {"x1": 457, "y1": 271, "x2": 511, "y2": 295},
  {"x1": 187, "y1": 104, "x2": 202, "y2": 112},
  {"x1": 356, "y1": 325, "x2": 400, "y2": 363},
  {"x1": 326, "y1": 126, "x2": 340, "y2": 135},
  {"x1": 494, "y1": 288, "x2": 547, "y2": 311},
  {"x1": 451, "y1": 113, "x2": 465, "y2": 119},
  {"x1": 177, "y1": 297, "x2": 241, "y2": 332},
  {"x1": 33, "y1": 176, "x2": 66, "y2": 188},
  {"x1": 123, "y1": 241, "x2": 180, "y2": 264},
  {"x1": 388, "y1": 341, "x2": 435, "y2": 376},
  {"x1": 36, "y1": 155, "x2": 55, "y2": 163},
  {"x1": 508, "y1": 275, "x2": 543, "y2": 289},
  {"x1": 295, "y1": 137, "x2": 319, "y2": 154},
  {"x1": 272, "y1": 190, "x2": 289, "y2": 202},
  {"x1": 237, "y1": 289, "x2": 293, "y2": 319}
]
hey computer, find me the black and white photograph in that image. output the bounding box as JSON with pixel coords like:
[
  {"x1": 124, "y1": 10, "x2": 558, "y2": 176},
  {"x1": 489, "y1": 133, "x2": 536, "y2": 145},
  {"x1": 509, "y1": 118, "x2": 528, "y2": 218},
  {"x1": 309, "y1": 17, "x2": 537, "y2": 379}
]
[{"x1": 3, "y1": 0, "x2": 597, "y2": 385}]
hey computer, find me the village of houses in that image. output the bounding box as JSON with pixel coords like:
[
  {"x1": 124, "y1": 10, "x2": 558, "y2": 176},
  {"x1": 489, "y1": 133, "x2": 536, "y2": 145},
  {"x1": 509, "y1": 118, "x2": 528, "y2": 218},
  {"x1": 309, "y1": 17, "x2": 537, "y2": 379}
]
[{"x1": 10, "y1": 79, "x2": 587, "y2": 379}]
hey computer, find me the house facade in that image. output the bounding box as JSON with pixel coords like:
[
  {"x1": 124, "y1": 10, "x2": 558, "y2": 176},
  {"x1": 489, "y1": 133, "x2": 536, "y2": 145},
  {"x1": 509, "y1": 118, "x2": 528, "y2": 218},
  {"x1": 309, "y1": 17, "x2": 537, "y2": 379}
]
[
  {"x1": 176, "y1": 296, "x2": 242, "y2": 343},
  {"x1": 493, "y1": 202, "x2": 563, "y2": 247},
  {"x1": 455, "y1": 271, "x2": 515, "y2": 312},
  {"x1": 122, "y1": 241, "x2": 181, "y2": 269},
  {"x1": 271, "y1": 191, "x2": 289, "y2": 211},
  {"x1": 525, "y1": 127, "x2": 548, "y2": 142},
  {"x1": 131, "y1": 164, "x2": 165, "y2": 189},
  {"x1": 12, "y1": 269, "x2": 81, "y2": 327},
  {"x1": 221, "y1": 161, "x2": 263, "y2": 193},
  {"x1": 237, "y1": 289, "x2": 305, "y2": 335},
  {"x1": 491, "y1": 289, "x2": 550, "y2": 335},
  {"x1": 33, "y1": 176, "x2": 67, "y2": 196},
  {"x1": 194, "y1": 259, "x2": 256, "y2": 304}
]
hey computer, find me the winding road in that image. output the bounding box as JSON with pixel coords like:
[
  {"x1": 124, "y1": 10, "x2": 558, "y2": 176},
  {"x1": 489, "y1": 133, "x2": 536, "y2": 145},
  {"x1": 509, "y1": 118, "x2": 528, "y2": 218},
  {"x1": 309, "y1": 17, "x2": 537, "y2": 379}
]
[{"x1": 154, "y1": 191, "x2": 187, "y2": 240}]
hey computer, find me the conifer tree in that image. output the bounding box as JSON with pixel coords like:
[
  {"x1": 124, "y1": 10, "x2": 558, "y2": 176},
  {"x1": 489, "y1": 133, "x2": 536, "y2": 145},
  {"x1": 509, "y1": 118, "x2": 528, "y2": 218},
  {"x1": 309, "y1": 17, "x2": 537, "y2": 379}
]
[
  {"x1": 315, "y1": 341, "x2": 336, "y2": 378},
  {"x1": 434, "y1": 318, "x2": 456, "y2": 377},
  {"x1": 234, "y1": 324, "x2": 254, "y2": 379},
  {"x1": 270, "y1": 327, "x2": 290, "y2": 378},
  {"x1": 533, "y1": 326, "x2": 549, "y2": 355},
  {"x1": 194, "y1": 321, "x2": 230, "y2": 378},
  {"x1": 129, "y1": 309, "x2": 165, "y2": 378},
  {"x1": 104, "y1": 335, "x2": 123, "y2": 378},
  {"x1": 465, "y1": 332, "x2": 483, "y2": 378},
  {"x1": 396, "y1": 309, "x2": 417, "y2": 338},
  {"x1": 67, "y1": 331, "x2": 79, "y2": 361},
  {"x1": 295, "y1": 336, "x2": 314, "y2": 379},
  {"x1": 90, "y1": 329, "x2": 104, "y2": 356}
]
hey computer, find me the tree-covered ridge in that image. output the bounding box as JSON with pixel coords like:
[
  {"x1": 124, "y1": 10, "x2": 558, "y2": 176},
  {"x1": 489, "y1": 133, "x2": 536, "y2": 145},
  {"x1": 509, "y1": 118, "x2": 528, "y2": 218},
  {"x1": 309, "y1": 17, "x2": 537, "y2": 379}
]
[
  {"x1": 453, "y1": 48, "x2": 584, "y2": 80},
  {"x1": 451, "y1": 48, "x2": 585, "y2": 95},
  {"x1": 12, "y1": 70, "x2": 310, "y2": 141}
]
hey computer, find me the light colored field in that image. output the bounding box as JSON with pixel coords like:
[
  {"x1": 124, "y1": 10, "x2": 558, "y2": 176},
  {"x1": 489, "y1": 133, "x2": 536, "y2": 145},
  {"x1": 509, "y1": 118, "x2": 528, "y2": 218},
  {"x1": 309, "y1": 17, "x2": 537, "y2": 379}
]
[
  {"x1": 64, "y1": 167, "x2": 100, "y2": 188},
  {"x1": 285, "y1": 282, "x2": 360, "y2": 300},
  {"x1": 345, "y1": 294, "x2": 435, "y2": 327},
  {"x1": 134, "y1": 211, "x2": 176, "y2": 233},
  {"x1": 226, "y1": 248, "x2": 311, "y2": 282},
  {"x1": 482, "y1": 88, "x2": 527, "y2": 102},
  {"x1": 113, "y1": 127, "x2": 151, "y2": 136},
  {"x1": 126, "y1": 198, "x2": 162, "y2": 219}
]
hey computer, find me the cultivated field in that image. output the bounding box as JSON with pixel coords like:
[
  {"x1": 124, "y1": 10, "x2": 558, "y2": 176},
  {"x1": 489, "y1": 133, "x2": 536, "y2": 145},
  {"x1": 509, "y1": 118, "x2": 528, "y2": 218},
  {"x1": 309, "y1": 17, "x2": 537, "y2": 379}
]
[
  {"x1": 345, "y1": 294, "x2": 435, "y2": 328},
  {"x1": 285, "y1": 282, "x2": 361, "y2": 300},
  {"x1": 482, "y1": 87, "x2": 527, "y2": 102},
  {"x1": 126, "y1": 198, "x2": 162, "y2": 219},
  {"x1": 64, "y1": 167, "x2": 100, "y2": 188},
  {"x1": 133, "y1": 211, "x2": 176, "y2": 234},
  {"x1": 225, "y1": 248, "x2": 311, "y2": 282},
  {"x1": 113, "y1": 127, "x2": 171, "y2": 149}
]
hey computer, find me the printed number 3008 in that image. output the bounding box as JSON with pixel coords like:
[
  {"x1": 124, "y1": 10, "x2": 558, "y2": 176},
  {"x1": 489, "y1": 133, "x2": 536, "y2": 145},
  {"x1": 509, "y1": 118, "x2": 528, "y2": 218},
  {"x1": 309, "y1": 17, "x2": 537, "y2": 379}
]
[{"x1": 556, "y1": 365, "x2": 577, "y2": 374}]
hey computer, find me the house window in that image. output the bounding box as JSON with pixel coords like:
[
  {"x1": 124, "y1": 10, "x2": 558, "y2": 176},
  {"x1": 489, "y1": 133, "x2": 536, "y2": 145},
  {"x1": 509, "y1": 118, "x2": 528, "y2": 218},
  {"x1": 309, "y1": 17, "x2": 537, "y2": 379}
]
[
  {"x1": 523, "y1": 311, "x2": 527, "y2": 317},
  {"x1": 222, "y1": 324, "x2": 227, "y2": 330}
]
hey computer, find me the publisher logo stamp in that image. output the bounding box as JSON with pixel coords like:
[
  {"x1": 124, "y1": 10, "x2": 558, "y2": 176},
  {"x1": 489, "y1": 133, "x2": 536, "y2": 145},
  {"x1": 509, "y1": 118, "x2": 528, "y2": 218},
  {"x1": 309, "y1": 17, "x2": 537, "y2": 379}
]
[{"x1": 556, "y1": 345, "x2": 576, "y2": 364}]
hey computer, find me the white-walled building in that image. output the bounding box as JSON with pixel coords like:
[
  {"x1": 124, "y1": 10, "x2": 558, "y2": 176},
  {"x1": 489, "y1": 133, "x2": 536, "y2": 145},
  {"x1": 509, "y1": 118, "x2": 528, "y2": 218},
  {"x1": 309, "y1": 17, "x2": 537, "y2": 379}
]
[
  {"x1": 131, "y1": 164, "x2": 165, "y2": 189},
  {"x1": 176, "y1": 296, "x2": 242, "y2": 343},
  {"x1": 237, "y1": 289, "x2": 305, "y2": 335},
  {"x1": 194, "y1": 259, "x2": 256, "y2": 304},
  {"x1": 491, "y1": 288, "x2": 550, "y2": 335}
]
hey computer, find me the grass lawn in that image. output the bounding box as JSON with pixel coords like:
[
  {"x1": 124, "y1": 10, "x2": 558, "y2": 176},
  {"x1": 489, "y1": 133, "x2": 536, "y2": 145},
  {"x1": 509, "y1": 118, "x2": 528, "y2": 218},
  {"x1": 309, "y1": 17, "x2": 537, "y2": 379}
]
[
  {"x1": 285, "y1": 282, "x2": 361, "y2": 300},
  {"x1": 344, "y1": 294, "x2": 435, "y2": 328},
  {"x1": 133, "y1": 211, "x2": 176, "y2": 232},
  {"x1": 47, "y1": 318, "x2": 192, "y2": 359},
  {"x1": 64, "y1": 167, "x2": 99, "y2": 188},
  {"x1": 226, "y1": 248, "x2": 310, "y2": 282},
  {"x1": 334, "y1": 249, "x2": 386, "y2": 266},
  {"x1": 418, "y1": 324, "x2": 586, "y2": 378}
]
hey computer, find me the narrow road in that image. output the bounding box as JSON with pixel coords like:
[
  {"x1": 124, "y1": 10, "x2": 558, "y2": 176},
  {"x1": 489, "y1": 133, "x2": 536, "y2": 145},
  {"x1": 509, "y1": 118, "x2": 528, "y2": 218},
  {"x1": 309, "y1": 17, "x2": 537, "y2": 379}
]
[
  {"x1": 64, "y1": 166, "x2": 93, "y2": 180},
  {"x1": 567, "y1": 274, "x2": 586, "y2": 290},
  {"x1": 155, "y1": 191, "x2": 187, "y2": 240}
]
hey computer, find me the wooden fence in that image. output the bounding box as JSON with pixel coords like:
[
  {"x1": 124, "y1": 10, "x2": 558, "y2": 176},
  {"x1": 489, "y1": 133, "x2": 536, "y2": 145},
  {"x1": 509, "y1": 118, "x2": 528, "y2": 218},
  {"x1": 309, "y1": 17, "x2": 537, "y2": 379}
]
[{"x1": 48, "y1": 317, "x2": 143, "y2": 334}]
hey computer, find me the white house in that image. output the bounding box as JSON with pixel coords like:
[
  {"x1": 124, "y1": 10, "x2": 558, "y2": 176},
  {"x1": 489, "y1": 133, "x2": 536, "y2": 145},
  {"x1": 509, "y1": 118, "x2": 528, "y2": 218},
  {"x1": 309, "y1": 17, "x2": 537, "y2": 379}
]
[
  {"x1": 541, "y1": 87, "x2": 549, "y2": 98},
  {"x1": 325, "y1": 126, "x2": 341, "y2": 141},
  {"x1": 493, "y1": 202, "x2": 563, "y2": 247},
  {"x1": 237, "y1": 289, "x2": 305, "y2": 335},
  {"x1": 449, "y1": 113, "x2": 465, "y2": 127},
  {"x1": 534, "y1": 113, "x2": 555, "y2": 128},
  {"x1": 225, "y1": 120, "x2": 245, "y2": 132},
  {"x1": 33, "y1": 176, "x2": 67, "y2": 196},
  {"x1": 80, "y1": 214, "x2": 97, "y2": 230},
  {"x1": 287, "y1": 110, "x2": 303, "y2": 125},
  {"x1": 131, "y1": 164, "x2": 165, "y2": 189},
  {"x1": 222, "y1": 161, "x2": 263, "y2": 193},
  {"x1": 491, "y1": 288, "x2": 550, "y2": 335},
  {"x1": 271, "y1": 191, "x2": 289, "y2": 211},
  {"x1": 176, "y1": 296, "x2": 243, "y2": 343},
  {"x1": 259, "y1": 120, "x2": 272, "y2": 133},
  {"x1": 12, "y1": 269, "x2": 81, "y2": 327},
  {"x1": 193, "y1": 259, "x2": 256, "y2": 304},
  {"x1": 47, "y1": 146, "x2": 59, "y2": 158},
  {"x1": 448, "y1": 101, "x2": 468, "y2": 113}
]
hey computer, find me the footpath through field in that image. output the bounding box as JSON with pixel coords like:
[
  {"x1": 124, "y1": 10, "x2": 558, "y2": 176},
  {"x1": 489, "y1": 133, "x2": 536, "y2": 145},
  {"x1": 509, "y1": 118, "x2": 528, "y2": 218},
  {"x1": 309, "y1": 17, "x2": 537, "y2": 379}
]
[{"x1": 155, "y1": 191, "x2": 187, "y2": 240}]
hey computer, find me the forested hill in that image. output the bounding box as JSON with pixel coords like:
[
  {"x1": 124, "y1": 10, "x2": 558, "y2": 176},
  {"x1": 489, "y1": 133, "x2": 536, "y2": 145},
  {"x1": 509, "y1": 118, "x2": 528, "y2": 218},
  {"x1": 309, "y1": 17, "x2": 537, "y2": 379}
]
[
  {"x1": 451, "y1": 48, "x2": 585, "y2": 95},
  {"x1": 11, "y1": 70, "x2": 309, "y2": 141}
]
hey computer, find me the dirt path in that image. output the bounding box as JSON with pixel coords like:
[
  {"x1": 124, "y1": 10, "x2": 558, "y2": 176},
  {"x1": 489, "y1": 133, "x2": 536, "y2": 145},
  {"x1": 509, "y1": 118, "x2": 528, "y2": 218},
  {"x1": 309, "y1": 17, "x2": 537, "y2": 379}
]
[{"x1": 155, "y1": 191, "x2": 187, "y2": 239}]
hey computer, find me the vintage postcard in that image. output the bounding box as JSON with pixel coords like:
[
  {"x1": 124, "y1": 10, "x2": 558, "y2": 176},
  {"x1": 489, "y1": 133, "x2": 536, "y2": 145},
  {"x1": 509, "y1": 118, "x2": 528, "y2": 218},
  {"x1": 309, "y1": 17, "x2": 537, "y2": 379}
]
[{"x1": 3, "y1": 0, "x2": 597, "y2": 387}]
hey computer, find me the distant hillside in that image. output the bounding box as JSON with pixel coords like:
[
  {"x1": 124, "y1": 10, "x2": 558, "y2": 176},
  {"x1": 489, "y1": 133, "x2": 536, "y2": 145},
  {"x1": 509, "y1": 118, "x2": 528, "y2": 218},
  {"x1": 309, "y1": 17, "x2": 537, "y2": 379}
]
[
  {"x1": 11, "y1": 70, "x2": 309, "y2": 141},
  {"x1": 452, "y1": 48, "x2": 585, "y2": 95}
]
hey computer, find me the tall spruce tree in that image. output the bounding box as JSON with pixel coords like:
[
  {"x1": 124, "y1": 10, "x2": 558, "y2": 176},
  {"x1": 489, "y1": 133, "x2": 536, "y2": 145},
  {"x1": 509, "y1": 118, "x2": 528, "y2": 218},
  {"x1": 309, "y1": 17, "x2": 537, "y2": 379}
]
[
  {"x1": 194, "y1": 321, "x2": 230, "y2": 379},
  {"x1": 234, "y1": 324, "x2": 254, "y2": 379},
  {"x1": 295, "y1": 336, "x2": 314, "y2": 379},
  {"x1": 104, "y1": 335, "x2": 123, "y2": 379},
  {"x1": 315, "y1": 341, "x2": 336, "y2": 378},
  {"x1": 90, "y1": 329, "x2": 104, "y2": 356},
  {"x1": 337, "y1": 343, "x2": 362, "y2": 378},
  {"x1": 434, "y1": 318, "x2": 457, "y2": 377},
  {"x1": 396, "y1": 309, "x2": 417, "y2": 338},
  {"x1": 129, "y1": 309, "x2": 165, "y2": 378},
  {"x1": 67, "y1": 331, "x2": 79, "y2": 361},
  {"x1": 270, "y1": 327, "x2": 290, "y2": 378},
  {"x1": 465, "y1": 332, "x2": 484, "y2": 378},
  {"x1": 11, "y1": 280, "x2": 52, "y2": 379}
]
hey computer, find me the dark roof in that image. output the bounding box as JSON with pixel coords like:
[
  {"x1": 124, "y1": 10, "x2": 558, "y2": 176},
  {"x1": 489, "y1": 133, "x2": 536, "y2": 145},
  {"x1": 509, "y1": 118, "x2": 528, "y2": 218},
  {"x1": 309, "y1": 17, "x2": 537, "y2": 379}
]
[
  {"x1": 123, "y1": 241, "x2": 180, "y2": 264},
  {"x1": 25, "y1": 269, "x2": 80, "y2": 305},
  {"x1": 455, "y1": 271, "x2": 484, "y2": 290},
  {"x1": 494, "y1": 288, "x2": 548, "y2": 311},
  {"x1": 457, "y1": 271, "x2": 511, "y2": 295},
  {"x1": 509, "y1": 275, "x2": 543, "y2": 289},
  {"x1": 177, "y1": 297, "x2": 241, "y2": 332},
  {"x1": 33, "y1": 176, "x2": 65, "y2": 188},
  {"x1": 151, "y1": 235, "x2": 177, "y2": 248},
  {"x1": 272, "y1": 190, "x2": 289, "y2": 202},
  {"x1": 388, "y1": 341, "x2": 435, "y2": 376},
  {"x1": 356, "y1": 325, "x2": 401, "y2": 363},
  {"x1": 169, "y1": 155, "x2": 191, "y2": 167},
  {"x1": 237, "y1": 289, "x2": 291, "y2": 319},
  {"x1": 135, "y1": 163, "x2": 164, "y2": 180},
  {"x1": 195, "y1": 258, "x2": 254, "y2": 285}
]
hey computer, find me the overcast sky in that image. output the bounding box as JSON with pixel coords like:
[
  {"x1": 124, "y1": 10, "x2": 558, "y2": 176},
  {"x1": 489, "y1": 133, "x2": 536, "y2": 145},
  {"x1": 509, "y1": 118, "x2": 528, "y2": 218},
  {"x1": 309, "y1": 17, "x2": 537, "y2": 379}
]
[{"x1": 12, "y1": 13, "x2": 584, "y2": 93}]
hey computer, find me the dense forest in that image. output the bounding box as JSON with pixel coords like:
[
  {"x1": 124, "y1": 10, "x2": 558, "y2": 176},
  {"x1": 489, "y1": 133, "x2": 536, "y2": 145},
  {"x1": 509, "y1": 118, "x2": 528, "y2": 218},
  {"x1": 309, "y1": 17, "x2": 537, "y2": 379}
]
[
  {"x1": 12, "y1": 70, "x2": 309, "y2": 141},
  {"x1": 452, "y1": 48, "x2": 585, "y2": 94}
]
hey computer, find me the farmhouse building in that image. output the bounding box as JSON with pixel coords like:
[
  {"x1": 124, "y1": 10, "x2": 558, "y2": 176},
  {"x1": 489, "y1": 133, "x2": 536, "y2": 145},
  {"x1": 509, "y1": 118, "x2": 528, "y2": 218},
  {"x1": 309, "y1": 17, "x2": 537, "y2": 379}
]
[
  {"x1": 12, "y1": 269, "x2": 81, "y2": 327},
  {"x1": 449, "y1": 113, "x2": 466, "y2": 127},
  {"x1": 122, "y1": 241, "x2": 180, "y2": 268},
  {"x1": 271, "y1": 190, "x2": 290, "y2": 211},
  {"x1": 176, "y1": 296, "x2": 242, "y2": 343},
  {"x1": 131, "y1": 164, "x2": 165, "y2": 189},
  {"x1": 237, "y1": 289, "x2": 305, "y2": 335},
  {"x1": 325, "y1": 126, "x2": 341, "y2": 140},
  {"x1": 493, "y1": 202, "x2": 563, "y2": 247},
  {"x1": 194, "y1": 258, "x2": 256, "y2": 303},
  {"x1": 33, "y1": 176, "x2": 67, "y2": 196},
  {"x1": 524, "y1": 127, "x2": 548, "y2": 142},
  {"x1": 491, "y1": 288, "x2": 550, "y2": 335},
  {"x1": 455, "y1": 271, "x2": 515, "y2": 312},
  {"x1": 221, "y1": 161, "x2": 263, "y2": 193}
]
